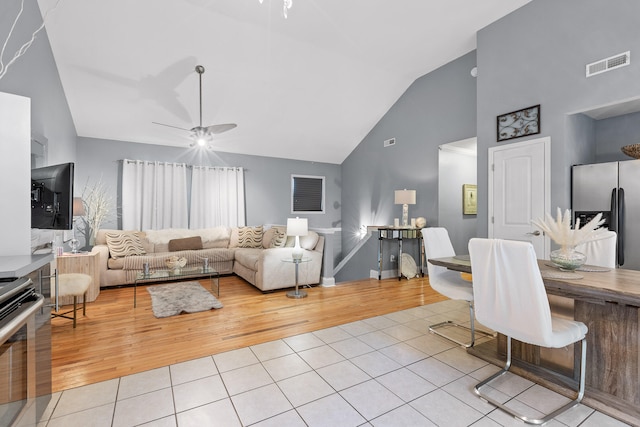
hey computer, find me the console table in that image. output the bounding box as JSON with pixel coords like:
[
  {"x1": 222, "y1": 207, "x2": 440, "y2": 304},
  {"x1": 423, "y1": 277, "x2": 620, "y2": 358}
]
[{"x1": 377, "y1": 227, "x2": 424, "y2": 280}]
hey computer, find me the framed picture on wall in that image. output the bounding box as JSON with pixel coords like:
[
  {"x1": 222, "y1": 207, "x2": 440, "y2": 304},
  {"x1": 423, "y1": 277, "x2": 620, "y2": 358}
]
[
  {"x1": 497, "y1": 104, "x2": 540, "y2": 142},
  {"x1": 463, "y1": 184, "x2": 477, "y2": 215}
]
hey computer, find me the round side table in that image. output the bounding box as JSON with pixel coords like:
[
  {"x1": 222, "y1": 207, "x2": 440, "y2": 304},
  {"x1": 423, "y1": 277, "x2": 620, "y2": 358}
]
[{"x1": 282, "y1": 257, "x2": 311, "y2": 298}]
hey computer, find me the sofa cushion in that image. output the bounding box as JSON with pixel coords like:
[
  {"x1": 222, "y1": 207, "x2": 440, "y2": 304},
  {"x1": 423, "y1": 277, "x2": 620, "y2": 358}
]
[
  {"x1": 168, "y1": 236, "x2": 203, "y2": 252},
  {"x1": 234, "y1": 248, "x2": 262, "y2": 270},
  {"x1": 105, "y1": 231, "x2": 147, "y2": 259},
  {"x1": 232, "y1": 226, "x2": 263, "y2": 248},
  {"x1": 144, "y1": 227, "x2": 230, "y2": 245}
]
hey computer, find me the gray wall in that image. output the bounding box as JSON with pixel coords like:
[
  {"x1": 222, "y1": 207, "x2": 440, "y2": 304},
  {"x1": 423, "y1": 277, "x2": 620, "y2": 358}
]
[
  {"x1": 76, "y1": 137, "x2": 341, "y2": 233},
  {"x1": 0, "y1": 0, "x2": 76, "y2": 165},
  {"x1": 0, "y1": 0, "x2": 77, "y2": 251},
  {"x1": 595, "y1": 111, "x2": 640, "y2": 163},
  {"x1": 337, "y1": 51, "x2": 478, "y2": 282},
  {"x1": 476, "y1": 0, "x2": 640, "y2": 237}
]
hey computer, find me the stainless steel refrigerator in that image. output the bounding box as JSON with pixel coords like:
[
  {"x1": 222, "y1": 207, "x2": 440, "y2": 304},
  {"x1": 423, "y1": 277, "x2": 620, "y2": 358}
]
[{"x1": 572, "y1": 160, "x2": 640, "y2": 270}]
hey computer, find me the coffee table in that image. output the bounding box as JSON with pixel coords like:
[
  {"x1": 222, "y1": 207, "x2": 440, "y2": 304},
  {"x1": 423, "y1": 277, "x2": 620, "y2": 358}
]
[{"x1": 133, "y1": 266, "x2": 219, "y2": 308}]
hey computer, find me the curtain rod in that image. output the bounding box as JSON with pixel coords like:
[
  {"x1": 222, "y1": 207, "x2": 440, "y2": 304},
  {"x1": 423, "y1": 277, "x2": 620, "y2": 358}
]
[{"x1": 121, "y1": 159, "x2": 244, "y2": 171}]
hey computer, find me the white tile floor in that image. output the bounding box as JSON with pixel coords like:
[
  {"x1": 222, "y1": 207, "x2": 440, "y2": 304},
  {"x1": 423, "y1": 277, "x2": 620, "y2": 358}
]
[{"x1": 39, "y1": 300, "x2": 631, "y2": 427}]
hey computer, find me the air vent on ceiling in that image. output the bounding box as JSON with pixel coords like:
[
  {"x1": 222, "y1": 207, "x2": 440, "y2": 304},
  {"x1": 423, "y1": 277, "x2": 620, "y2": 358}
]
[
  {"x1": 586, "y1": 51, "x2": 630, "y2": 77},
  {"x1": 384, "y1": 138, "x2": 396, "y2": 148}
]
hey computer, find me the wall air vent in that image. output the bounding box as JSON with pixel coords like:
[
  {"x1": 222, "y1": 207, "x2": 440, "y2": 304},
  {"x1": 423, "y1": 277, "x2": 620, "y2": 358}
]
[
  {"x1": 383, "y1": 138, "x2": 396, "y2": 148},
  {"x1": 586, "y1": 51, "x2": 630, "y2": 77}
]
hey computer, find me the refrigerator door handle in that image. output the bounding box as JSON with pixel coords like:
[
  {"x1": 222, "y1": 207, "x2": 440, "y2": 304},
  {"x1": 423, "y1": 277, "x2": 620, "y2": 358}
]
[
  {"x1": 618, "y1": 187, "x2": 625, "y2": 266},
  {"x1": 610, "y1": 188, "x2": 617, "y2": 233}
]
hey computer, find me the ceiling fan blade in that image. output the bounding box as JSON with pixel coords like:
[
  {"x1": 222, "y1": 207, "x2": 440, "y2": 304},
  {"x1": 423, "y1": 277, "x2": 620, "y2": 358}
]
[
  {"x1": 205, "y1": 123, "x2": 237, "y2": 134},
  {"x1": 154, "y1": 65, "x2": 238, "y2": 141},
  {"x1": 152, "y1": 121, "x2": 190, "y2": 132}
]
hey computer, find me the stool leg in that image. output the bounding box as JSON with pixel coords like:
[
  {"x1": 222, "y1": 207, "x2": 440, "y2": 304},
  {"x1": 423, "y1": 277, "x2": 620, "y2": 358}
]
[
  {"x1": 82, "y1": 292, "x2": 87, "y2": 316},
  {"x1": 72, "y1": 296, "x2": 78, "y2": 328}
]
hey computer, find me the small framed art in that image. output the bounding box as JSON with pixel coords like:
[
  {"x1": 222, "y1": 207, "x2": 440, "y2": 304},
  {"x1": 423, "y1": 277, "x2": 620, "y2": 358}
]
[
  {"x1": 463, "y1": 184, "x2": 477, "y2": 215},
  {"x1": 497, "y1": 104, "x2": 540, "y2": 142}
]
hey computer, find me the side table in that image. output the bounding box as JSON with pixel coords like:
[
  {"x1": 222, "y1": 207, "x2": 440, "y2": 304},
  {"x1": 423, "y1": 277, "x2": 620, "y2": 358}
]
[
  {"x1": 282, "y1": 257, "x2": 311, "y2": 298},
  {"x1": 377, "y1": 227, "x2": 424, "y2": 280},
  {"x1": 56, "y1": 251, "x2": 100, "y2": 304}
]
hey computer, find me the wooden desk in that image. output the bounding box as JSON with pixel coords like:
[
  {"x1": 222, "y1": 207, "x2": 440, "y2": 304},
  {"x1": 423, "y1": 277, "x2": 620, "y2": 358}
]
[
  {"x1": 428, "y1": 256, "x2": 640, "y2": 425},
  {"x1": 56, "y1": 252, "x2": 101, "y2": 304}
]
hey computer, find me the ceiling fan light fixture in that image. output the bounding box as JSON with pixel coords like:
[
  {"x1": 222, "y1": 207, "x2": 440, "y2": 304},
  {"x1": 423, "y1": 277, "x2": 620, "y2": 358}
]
[
  {"x1": 191, "y1": 127, "x2": 211, "y2": 147},
  {"x1": 153, "y1": 65, "x2": 237, "y2": 148}
]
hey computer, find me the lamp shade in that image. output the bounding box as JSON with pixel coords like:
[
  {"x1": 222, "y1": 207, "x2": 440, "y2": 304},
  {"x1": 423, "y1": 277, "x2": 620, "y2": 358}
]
[
  {"x1": 286, "y1": 217, "x2": 308, "y2": 236},
  {"x1": 73, "y1": 197, "x2": 86, "y2": 216},
  {"x1": 394, "y1": 189, "x2": 416, "y2": 205}
]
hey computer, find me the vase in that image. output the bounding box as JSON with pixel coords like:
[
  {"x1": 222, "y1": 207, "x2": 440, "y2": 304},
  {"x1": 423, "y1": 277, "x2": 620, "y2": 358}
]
[{"x1": 550, "y1": 246, "x2": 586, "y2": 271}]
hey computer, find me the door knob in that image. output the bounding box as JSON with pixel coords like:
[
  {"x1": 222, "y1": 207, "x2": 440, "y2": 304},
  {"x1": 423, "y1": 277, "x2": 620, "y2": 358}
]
[{"x1": 527, "y1": 230, "x2": 541, "y2": 236}]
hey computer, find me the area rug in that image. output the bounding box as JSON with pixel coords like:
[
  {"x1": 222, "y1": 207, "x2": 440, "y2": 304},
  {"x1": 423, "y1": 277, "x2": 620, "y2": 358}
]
[{"x1": 147, "y1": 281, "x2": 223, "y2": 318}]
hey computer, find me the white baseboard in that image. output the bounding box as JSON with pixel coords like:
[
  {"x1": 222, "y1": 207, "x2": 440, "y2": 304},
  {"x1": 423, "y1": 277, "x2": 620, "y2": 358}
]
[
  {"x1": 321, "y1": 277, "x2": 336, "y2": 287},
  {"x1": 369, "y1": 269, "x2": 397, "y2": 280}
]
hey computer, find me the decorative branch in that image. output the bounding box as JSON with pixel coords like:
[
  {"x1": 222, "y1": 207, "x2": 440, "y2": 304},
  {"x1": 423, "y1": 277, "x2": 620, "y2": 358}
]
[
  {"x1": 0, "y1": 0, "x2": 62, "y2": 81},
  {"x1": 80, "y1": 177, "x2": 115, "y2": 246},
  {"x1": 531, "y1": 208, "x2": 607, "y2": 248}
]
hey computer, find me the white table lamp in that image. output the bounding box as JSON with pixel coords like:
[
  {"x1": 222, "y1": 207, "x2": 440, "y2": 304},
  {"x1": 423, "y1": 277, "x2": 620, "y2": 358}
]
[
  {"x1": 287, "y1": 217, "x2": 308, "y2": 260},
  {"x1": 395, "y1": 189, "x2": 416, "y2": 227}
]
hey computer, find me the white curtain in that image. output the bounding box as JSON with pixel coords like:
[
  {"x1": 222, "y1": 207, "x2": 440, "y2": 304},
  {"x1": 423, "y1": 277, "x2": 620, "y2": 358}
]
[
  {"x1": 121, "y1": 160, "x2": 189, "y2": 230},
  {"x1": 190, "y1": 166, "x2": 245, "y2": 228}
]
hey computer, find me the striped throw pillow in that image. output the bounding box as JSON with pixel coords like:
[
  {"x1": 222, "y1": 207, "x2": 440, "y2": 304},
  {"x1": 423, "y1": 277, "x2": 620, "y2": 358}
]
[
  {"x1": 237, "y1": 226, "x2": 263, "y2": 248},
  {"x1": 269, "y1": 229, "x2": 287, "y2": 248},
  {"x1": 105, "y1": 232, "x2": 147, "y2": 259}
]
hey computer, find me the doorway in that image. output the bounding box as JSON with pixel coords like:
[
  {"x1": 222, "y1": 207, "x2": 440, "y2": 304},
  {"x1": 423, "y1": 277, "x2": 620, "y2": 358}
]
[{"x1": 438, "y1": 137, "x2": 477, "y2": 254}]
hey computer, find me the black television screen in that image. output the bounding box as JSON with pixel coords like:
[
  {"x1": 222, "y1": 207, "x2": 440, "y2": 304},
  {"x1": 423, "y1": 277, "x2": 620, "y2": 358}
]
[{"x1": 31, "y1": 162, "x2": 74, "y2": 230}]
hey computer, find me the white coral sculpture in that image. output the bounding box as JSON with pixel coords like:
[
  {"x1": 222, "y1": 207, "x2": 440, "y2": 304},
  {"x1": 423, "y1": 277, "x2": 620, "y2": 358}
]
[{"x1": 531, "y1": 208, "x2": 607, "y2": 250}]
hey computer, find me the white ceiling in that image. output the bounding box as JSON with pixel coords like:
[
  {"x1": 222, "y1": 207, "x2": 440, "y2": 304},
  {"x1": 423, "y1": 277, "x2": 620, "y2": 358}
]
[{"x1": 38, "y1": 0, "x2": 530, "y2": 164}]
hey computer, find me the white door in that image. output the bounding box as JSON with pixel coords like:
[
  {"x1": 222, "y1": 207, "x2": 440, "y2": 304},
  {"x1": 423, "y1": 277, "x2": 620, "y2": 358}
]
[{"x1": 488, "y1": 137, "x2": 550, "y2": 258}]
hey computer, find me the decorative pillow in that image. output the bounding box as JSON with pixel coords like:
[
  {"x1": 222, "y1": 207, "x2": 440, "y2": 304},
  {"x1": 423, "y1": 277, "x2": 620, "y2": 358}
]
[
  {"x1": 262, "y1": 228, "x2": 276, "y2": 249},
  {"x1": 105, "y1": 232, "x2": 146, "y2": 259},
  {"x1": 168, "y1": 236, "x2": 203, "y2": 252},
  {"x1": 269, "y1": 229, "x2": 287, "y2": 248},
  {"x1": 299, "y1": 231, "x2": 319, "y2": 250},
  {"x1": 237, "y1": 226, "x2": 264, "y2": 248}
]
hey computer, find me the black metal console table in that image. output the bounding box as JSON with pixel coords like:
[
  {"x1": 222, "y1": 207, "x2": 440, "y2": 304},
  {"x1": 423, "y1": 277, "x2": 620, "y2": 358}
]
[{"x1": 377, "y1": 227, "x2": 424, "y2": 280}]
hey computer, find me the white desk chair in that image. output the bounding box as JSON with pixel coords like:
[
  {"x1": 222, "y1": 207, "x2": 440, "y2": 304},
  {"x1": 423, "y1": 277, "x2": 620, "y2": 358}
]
[
  {"x1": 468, "y1": 238, "x2": 588, "y2": 425},
  {"x1": 575, "y1": 230, "x2": 616, "y2": 268},
  {"x1": 422, "y1": 227, "x2": 492, "y2": 348}
]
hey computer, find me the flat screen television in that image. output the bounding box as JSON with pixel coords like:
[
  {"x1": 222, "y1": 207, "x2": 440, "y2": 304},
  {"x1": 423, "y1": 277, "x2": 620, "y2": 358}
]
[{"x1": 31, "y1": 162, "x2": 74, "y2": 230}]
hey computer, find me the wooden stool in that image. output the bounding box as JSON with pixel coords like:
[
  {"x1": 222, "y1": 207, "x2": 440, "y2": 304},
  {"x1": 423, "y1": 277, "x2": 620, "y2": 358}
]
[{"x1": 52, "y1": 273, "x2": 91, "y2": 328}]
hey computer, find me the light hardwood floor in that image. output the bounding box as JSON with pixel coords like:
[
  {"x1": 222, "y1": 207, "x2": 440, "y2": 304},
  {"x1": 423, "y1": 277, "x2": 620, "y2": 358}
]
[{"x1": 50, "y1": 275, "x2": 445, "y2": 393}]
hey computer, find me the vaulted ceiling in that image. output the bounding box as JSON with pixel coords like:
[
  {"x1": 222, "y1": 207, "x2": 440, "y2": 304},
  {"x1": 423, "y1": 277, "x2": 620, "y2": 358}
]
[{"x1": 38, "y1": 0, "x2": 530, "y2": 164}]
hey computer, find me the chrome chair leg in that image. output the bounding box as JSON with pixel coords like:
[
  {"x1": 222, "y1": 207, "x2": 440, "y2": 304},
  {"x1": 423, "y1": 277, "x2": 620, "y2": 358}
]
[
  {"x1": 429, "y1": 302, "x2": 494, "y2": 348},
  {"x1": 474, "y1": 336, "x2": 587, "y2": 425}
]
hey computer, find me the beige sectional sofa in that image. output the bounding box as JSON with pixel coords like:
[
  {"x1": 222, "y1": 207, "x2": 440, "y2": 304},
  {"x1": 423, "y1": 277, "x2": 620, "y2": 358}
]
[{"x1": 91, "y1": 226, "x2": 324, "y2": 292}]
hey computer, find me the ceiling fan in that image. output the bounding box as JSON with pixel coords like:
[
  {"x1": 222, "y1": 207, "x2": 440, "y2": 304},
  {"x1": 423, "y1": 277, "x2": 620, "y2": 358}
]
[{"x1": 153, "y1": 65, "x2": 236, "y2": 147}]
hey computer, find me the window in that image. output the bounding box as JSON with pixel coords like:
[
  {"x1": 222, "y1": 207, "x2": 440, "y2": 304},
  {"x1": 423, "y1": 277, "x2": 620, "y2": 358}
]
[{"x1": 291, "y1": 175, "x2": 325, "y2": 214}]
